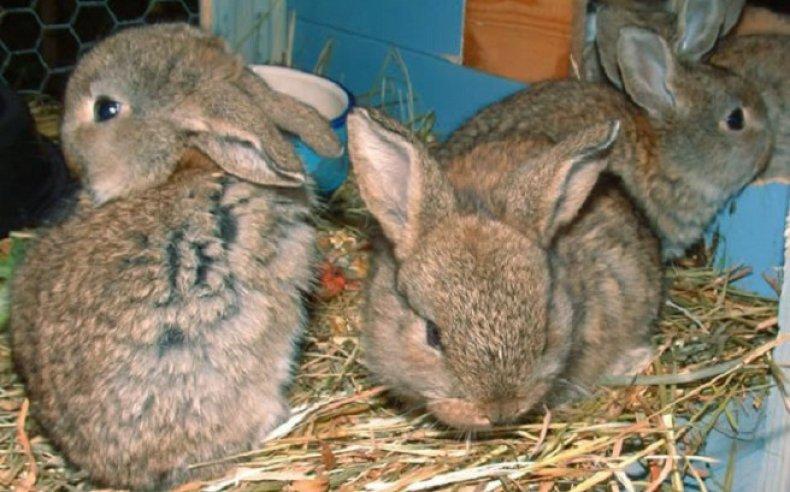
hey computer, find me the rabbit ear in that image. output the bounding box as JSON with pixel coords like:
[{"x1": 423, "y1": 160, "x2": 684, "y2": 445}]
[
  {"x1": 506, "y1": 122, "x2": 620, "y2": 245},
  {"x1": 174, "y1": 102, "x2": 306, "y2": 187},
  {"x1": 720, "y1": 0, "x2": 746, "y2": 37},
  {"x1": 617, "y1": 27, "x2": 678, "y2": 118},
  {"x1": 674, "y1": 0, "x2": 726, "y2": 61},
  {"x1": 594, "y1": 4, "x2": 634, "y2": 89},
  {"x1": 237, "y1": 70, "x2": 343, "y2": 159},
  {"x1": 172, "y1": 71, "x2": 341, "y2": 188},
  {"x1": 347, "y1": 108, "x2": 455, "y2": 260}
]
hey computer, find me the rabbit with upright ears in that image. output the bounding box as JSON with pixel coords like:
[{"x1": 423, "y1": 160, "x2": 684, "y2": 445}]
[
  {"x1": 440, "y1": 26, "x2": 773, "y2": 260},
  {"x1": 710, "y1": 34, "x2": 790, "y2": 183},
  {"x1": 591, "y1": 0, "x2": 789, "y2": 187},
  {"x1": 585, "y1": 0, "x2": 746, "y2": 85},
  {"x1": 348, "y1": 108, "x2": 662, "y2": 430},
  {"x1": 10, "y1": 23, "x2": 341, "y2": 490}
]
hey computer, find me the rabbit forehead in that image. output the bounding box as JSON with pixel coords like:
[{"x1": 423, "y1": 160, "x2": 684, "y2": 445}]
[
  {"x1": 398, "y1": 217, "x2": 550, "y2": 347},
  {"x1": 66, "y1": 24, "x2": 241, "y2": 107}
]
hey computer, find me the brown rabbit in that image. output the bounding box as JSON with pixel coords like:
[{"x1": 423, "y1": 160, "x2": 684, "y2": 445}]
[
  {"x1": 440, "y1": 26, "x2": 772, "y2": 260},
  {"x1": 349, "y1": 108, "x2": 662, "y2": 430},
  {"x1": 586, "y1": 0, "x2": 746, "y2": 85},
  {"x1": 591, "y1": 0, "x2": 788, "y2": 183},
  {"x1": 710, "y1": 34, "x2": 790, "y2": 183},
  {"x1": 10, "y1": 24, "x2": 341, "y2": 490}
]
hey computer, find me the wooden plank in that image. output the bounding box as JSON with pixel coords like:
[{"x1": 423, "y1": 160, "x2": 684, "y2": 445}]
[
  {"x1": 289, "y1": 0, "x2": 465, "y2": 61},
  {"x1": 199, "y1": 0, "x2": 213, "y2": 30},
  {"x1": 463, "y1": 0, "x2": 584, "y2": 82}
]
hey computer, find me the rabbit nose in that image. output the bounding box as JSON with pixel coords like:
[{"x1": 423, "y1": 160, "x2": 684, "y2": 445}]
[{"x1": 483, "y1": 399, "x2": 526, "y2": 425}]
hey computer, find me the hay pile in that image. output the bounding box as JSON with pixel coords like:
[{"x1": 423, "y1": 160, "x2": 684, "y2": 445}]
[{"x1": 0, "y1": 98, "x2": 783, "y2": 491}]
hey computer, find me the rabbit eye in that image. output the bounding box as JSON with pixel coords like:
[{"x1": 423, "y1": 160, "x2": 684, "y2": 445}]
[
  {"x1": 725, "y1": 107, "x2": 744, "y2": 131},
  {"x1": 426, "y1": 320, "x2": 443, "y2": 351},
  {"x1": 94, "y1": 97, "x2": 122, "y2": 122}
]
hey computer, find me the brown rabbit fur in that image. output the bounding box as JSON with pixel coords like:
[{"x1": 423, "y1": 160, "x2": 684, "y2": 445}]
[
  {"x1": 10, "y1": 24, "x2": 340, "y2": 490},
  {"x1": 711, "y1": 34, "x2": 790, "y2": 183},
  {"x1": 587, "y1": 0, "x2": 746, "y2": 86},
  {"x1": 349, "y1": 108, "x2": 662, "y2": 430},
  {"x1": 440, "y1": 27, "x2": 772, "y2": 260},
  {"x1": 591, "y1": 0, "x2": 788, "y2": 184}
]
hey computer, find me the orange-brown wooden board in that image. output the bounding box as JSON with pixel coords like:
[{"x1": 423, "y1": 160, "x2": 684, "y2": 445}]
[{"x1": 463, "y1": 0, "x2": 586, "y2": 83}]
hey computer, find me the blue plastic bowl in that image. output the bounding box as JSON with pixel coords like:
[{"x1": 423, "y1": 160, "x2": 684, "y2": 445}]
[{"x1": 250, "y1": 65, "x2": 354, "y2": 195}]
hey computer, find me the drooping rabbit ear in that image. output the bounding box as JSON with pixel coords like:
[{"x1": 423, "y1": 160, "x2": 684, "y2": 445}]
[
  {"x1": 674, "y1": 0, "x2": 726, "y2": 62},
  {"x1": 174, "y1": 97, "x2": 305, "y2": 187},
  {"x1": 237, "y1": 69, "x2": 343, "y2": 159},
  {"x1": 505, "y1": 121, "x2": 620, "y2": 246},
  {"x1": 173, "y1": 76, "x2": 340, "y2": 187},
  {"x1": 347, "y1": 108, "x2": 455, "y2": 260},
  {"x1": 617, "y1": 27, "x2": 679, "y2": 118}
]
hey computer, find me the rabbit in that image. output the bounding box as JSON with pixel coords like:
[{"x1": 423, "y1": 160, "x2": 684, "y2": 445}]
[
  {"x1": 9, "y1": 23, "x2": 341, "y2": 490},
  {"x1": 710, "y1": 34, "x2": 789, "y2": 183},
  {"x1": 348, "y1": 108, "x2": 662, "y2": 430},
  {"x1": 591, "y1": 0, "x2": 788, "y2": 183},
  {"x1": 439, "y1": 26, "x2": 773, "y2": 260},
  {"x1": 584, "y1": 0, "x2": 746, "y2": 86}
]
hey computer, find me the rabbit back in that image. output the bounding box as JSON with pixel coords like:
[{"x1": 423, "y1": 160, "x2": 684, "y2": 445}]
[
  {"x1": 10, "y1": 155, "x2": 314, "y2": 489},
  {"x1": 445, "y1": 137, "x2": 663, "y2": 403}
]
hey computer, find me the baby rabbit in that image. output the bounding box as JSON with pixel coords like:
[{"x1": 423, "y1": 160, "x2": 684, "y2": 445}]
[
  {"x1": 10, "y1": 24, "x2": 340, "y2": 490},
  {"x1": 439, "y1": 26, "x2": 773, "y2": 259},
  {"x1": 711, "y1": 34, "x2": 789, "y2": 183},
  {"x1": 349, "y1": 108, "x2": 662, "y2": 430},
  {"x1": 588, "y1": 0, "x2": 746, "y2": 87}
]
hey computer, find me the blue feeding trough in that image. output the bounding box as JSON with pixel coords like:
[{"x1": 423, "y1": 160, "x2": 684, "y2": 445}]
[{"x1": 250, "y1": 65, "x2": 354, "y2": 195}]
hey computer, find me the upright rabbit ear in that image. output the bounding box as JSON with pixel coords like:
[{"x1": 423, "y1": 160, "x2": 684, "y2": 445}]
[
  {"x1": 173, "y1": 75, "x2": 340, "y2": 188},
  {"x1": 720, "y1": 0, "x2": 746, "y2": 37},
  {"x1": 505, "y1": 121, "x2": 620, "y2": 246},
  {"x1": 347, "y1": 108, "x2": 455, "y2": 260},
  {"x1": 674, "y1": 0, "x2": 726, "y2": 62},
  {"x1": 617, "y1": 27, "x2": 679, "y2": 118},
  {"x1": 595, "y1": 4, "x2": 637, "y2": 89}
]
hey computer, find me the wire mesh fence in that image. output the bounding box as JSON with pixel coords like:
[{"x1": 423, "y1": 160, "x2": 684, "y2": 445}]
[{"x1": 0, "y1": 0, "x2": 200, "y2": 99}]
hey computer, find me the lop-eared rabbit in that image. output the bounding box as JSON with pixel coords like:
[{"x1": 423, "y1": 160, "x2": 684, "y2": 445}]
[{"x1": 10, "y1": 24, "x2": 341, "y2": 490}]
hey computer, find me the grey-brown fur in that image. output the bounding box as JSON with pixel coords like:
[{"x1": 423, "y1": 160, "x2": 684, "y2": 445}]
[
  {"x1": 349, "y1": 109, "x2": 662, "y2": 430},
  {"x1": 710, "y1": 34, "x2": 790, "y2": 183},
  {"x1": 440, "y1": 28, "x2": 772, "y2": 259},
  {"x1": 10, "y1": 23, "x2": 340, "y2": 490}
]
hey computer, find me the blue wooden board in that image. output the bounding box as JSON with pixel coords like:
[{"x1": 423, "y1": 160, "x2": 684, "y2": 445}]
[
  {"x1": 291, "y1": 17, "x2": 523, "y2": 138},
  {"x1": 713, "y1": 184, "x2": 789, "y2": 298},
  {"x1": 289, "y1": 0, "x2": 464, "y2": 60}
]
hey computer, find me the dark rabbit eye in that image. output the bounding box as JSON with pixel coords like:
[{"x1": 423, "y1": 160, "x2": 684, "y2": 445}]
[
  {"x1": 426, "y1": 320, "x2": 443, "y2": 351},
  {"x1": 94, "y1": 97, "x2": 121, "y2": 122},
  {"x1": 725, "y1": 107, "x2": 744, "y2": 131}
]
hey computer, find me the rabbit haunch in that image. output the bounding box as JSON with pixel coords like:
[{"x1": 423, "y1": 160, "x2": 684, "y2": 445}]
[
  {"x1": 10, "y1": 23, "x2": 340, "y2": 490},
  {"x1": 350, "y1": 109, "x2": 662, "y2": 430}
]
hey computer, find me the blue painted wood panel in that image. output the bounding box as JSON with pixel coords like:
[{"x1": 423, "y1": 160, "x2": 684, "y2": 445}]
[
  {"x1": 289, "y1": 0, "x2": 465, "y2": 60},
  {"x1": 713, "y1": 184, "x2": 789, "y2": 297},
  {"x1": 291, "y1": 17, "x2": 523, "y2": 138}
]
